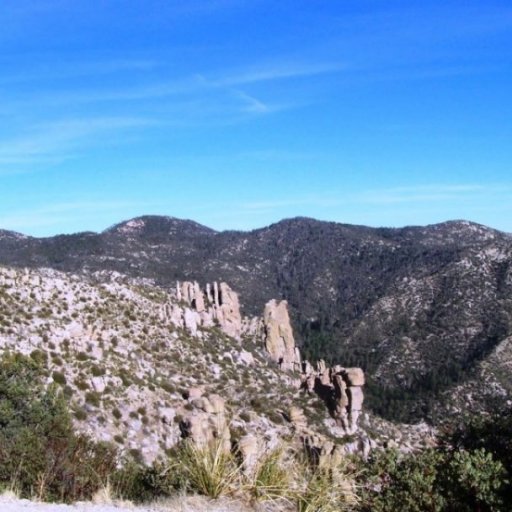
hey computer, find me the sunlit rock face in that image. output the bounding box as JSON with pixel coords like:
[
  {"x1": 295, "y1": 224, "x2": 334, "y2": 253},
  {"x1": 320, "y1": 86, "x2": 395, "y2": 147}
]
[
  {"x1": 263, "y1": 299, "x2": 301, "y2": 372},
  {"x1": 176, "y1": 281, "x2": 243, "y2": 339}
]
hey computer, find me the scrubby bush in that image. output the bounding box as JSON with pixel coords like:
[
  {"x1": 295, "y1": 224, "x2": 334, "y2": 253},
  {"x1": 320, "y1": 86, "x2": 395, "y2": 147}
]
[
  {"x1": 158, "y1": 438, "x2": 360, "y2": 509},
  {"x1": 110, "y1": 460, "x2": 169, "y2": 503},
  {"x1": 0, "y1": 352, "x2": 118, "y2": 502},
  {"x1": 449, "y1": 409, "x2": 512, "y2": 478},
  {"x1": 443, "y1": 448, "x2": 507, "y2": 511},
  {"x1": 360, "y1": 446, "x2": 508, "y2": 512},
  {"x1": 360, "y1": 449, "x2": 445, "y2": 512},
  {"x1": 52, "y1": 370, "x2": 67, "y2": 385},
  {"x1": 85, "y1": 391, "x2": 101, "y2": 406}
]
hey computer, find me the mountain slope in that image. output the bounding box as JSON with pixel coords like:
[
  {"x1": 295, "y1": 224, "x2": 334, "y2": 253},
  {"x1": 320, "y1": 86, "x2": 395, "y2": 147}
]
[
  {"x1": 0, "y1": 265, "x2": 314, "y2": 463},
  {"x1": 1, "y1": 216, "x2": 511, "y2": 422}
]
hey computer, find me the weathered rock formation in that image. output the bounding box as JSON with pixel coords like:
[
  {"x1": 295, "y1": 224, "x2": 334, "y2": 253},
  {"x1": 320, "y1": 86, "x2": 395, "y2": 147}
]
[
  {"x1": 302, "y1": 360, "x2": 365, "y2": 435},
  {"x1": 262, "y1": 299, "x2": 301, "y2": 371},
  {"x1": 289, "y1": 406, "x2": 308, "y2": 431},
  {"x1": 302, "y1": 431, "x2": 373, "y2": 465},
  {"x1": 174, "y1": 281, "x2": 244, "y2": 339},
  {"x1": 175, "y1": 286, "x2": 364, "y2": 437},
  {"x1": 180, "y1": 390, "x2": 231, "y2": 452},
  {"x1": 0, "y1": 263, "x2": 376, "y2": 469},
  {"x1": 238, "y1": 434, "x2": 261, "y2": 475},
  {"x1": 172, "y1": 283, "x2": 303, "y2": 374}
]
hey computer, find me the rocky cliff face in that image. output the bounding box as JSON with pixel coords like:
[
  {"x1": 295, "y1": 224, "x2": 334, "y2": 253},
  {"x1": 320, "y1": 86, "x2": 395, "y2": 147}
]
[
  {"x1": 174, "y1": 280, "x2": 245, "y2": 339},
  {"x1": 263, "y1": 299, "x2": 301, "y2": 372},
  {"x1": 302, "y1": 361, "x2": 365, "y2": 435}
]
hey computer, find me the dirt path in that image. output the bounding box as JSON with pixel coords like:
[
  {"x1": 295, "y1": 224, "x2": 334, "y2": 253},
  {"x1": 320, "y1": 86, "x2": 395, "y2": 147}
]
[{"x1": 0, "y1": 495, "x2": 258, "y2": 512}]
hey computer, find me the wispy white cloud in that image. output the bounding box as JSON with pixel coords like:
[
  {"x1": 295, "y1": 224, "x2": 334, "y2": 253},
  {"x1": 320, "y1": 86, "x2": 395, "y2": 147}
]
[
  {"x1": 233, "y1": 90, "x2": 271, "y2": 114},
  {"x1": 2, "y1": 57, "x2": 337, "y2": 121},
  {"x1": 8, "y1": 77, "x2": 204, "y2": 107},
  {"x1": 0, "y1": 116, "x2": 155, "y2": 165},
  {"x1": 212, "y1": 61, "x2": 344, "y2": 86},
  {"x1": 7, "y1": 59, "x2": 330, "y2": 113}
]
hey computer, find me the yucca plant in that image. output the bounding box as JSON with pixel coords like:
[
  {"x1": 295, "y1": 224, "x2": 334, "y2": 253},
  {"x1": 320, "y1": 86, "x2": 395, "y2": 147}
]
[
  {"x1": 294, "y1": 451, "x2": 360, "y2": 512},
  {"x1": 244, "y1": 446, "x2": 295, "y2": 503},
  {"x1": 296, "y1": 467, "x2": 358, "y2": 512},
  {"x1": 171, "y1": 439, "x2": 240, "y2": 499}
]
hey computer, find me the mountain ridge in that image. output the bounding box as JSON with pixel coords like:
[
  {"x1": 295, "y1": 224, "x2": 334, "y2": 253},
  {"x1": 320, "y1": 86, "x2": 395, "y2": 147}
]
[
  {"x1": 0, "y1": 215, "x2": 505, "y2": 240},
  {"x1": 1, "y1": 215, "x2": 511, "y2": 422}
]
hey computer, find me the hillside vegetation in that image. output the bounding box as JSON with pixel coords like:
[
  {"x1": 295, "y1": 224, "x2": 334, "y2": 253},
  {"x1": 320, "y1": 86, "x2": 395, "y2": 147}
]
[{"x1": 1, "y1": 216, "x2": 511, "y2": 421}]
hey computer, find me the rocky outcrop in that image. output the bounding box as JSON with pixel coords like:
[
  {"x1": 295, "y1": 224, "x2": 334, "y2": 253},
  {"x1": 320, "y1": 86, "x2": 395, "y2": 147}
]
[
  {"x1": 289, "y1": 406, "x2": 308, "y2": 431},
  {"x1": 180, "y1": 391, "x2": 231, "y2": 452},
  {"x1": 175, "y1": 284, "x2": 303, "y2": 374},
  {"x1": 302, "y1": 431, "x2": 374, "y2": 465},
  {"x1": 175, "y1": 281, "x2": 243, "y2": 339},
  {"x1": 238, "y1": 434, "x2": 260, "y2": 475},
  {"x1": 262, "y1": 299, "x2": 301, "y2": 371},
  {"x1": 0, "y1": 264, "x2": 375, "y2": 467},
  {"x1": 302, "y1": 361, "x2": 365, "y2": 435}
]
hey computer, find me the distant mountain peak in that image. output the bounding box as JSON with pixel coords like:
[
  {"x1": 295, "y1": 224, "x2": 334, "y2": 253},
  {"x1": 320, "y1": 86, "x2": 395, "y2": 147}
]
[
  {"x1": 104, "y1": 215, "x2": 217, "y2": 236},
  {"x1": 0, "y1": 229, "x2": 30, "y2": 241},
  {"x1": 107, "y1": 216, "x2": 154, "y2": 235}
]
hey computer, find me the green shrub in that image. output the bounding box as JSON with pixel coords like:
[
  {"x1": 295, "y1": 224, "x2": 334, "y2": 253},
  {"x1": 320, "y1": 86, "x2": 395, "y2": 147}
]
[
  {"x1": 90, "y1": 364, "x2": 105, "y2": 377},
  {"x1": 297, "y1": 466, "x2": 358, "y2": 512},
  {"x1": 160, "y1": 381, "x2": 176, "y2": 394},
  {"x1": 361, "y1": 449, "x2": 445, "y2": 512},
  {"x1": 0, "y1": 352, "x2": 118, "y2": 502},
  {"x1": 52, "y1": 370, "x2": 67, "y2": 385},
  {"x1": 110, "y1": 461, "x2": 169, "y2": 503},
  {"x1": 442, "y1": 448, "x2": 508, "y2": 511},
  {"x1": 360, "y1": 446, "x2": 508, "y2": 512},
  {"x1": 85, "y1": 391, "x2": 101, "y2": 407},
  {"x1": 76, "y1": 352, "x2": 88, "y2": 361},
  {"x1": 74, "y1": 407, "x2": 87, "y2": 421},
  {"x1": 74, "y1": 377, "x2": 90, "y2": 390},
  {"x1": 30, "y1": 349, "x2": 47, "y2": 364}
]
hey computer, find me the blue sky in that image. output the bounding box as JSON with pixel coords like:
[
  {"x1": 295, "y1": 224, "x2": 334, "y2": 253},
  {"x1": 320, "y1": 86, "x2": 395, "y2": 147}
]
[{"x1": 1, "y1": 0, "x2": 511, "y2": 236}]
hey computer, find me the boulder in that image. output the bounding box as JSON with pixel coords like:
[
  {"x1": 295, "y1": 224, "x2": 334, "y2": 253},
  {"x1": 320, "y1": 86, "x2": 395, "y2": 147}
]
[
  {"x1": 186, "y1": 387, "x2": 204, "y2": 400},
  {"x1": 289, "y1": 406, "x2": 307, "y2": 430},
  {"x1": 347, "y1": 386, "x2": 364, "y2": 413},
  {"x1": 180, "y1": 394, "x2": 230, "y2": 452},
  {"x1": 301, "y1": 361, "x2": 366, "y2": 435},
  {"x1": 239, "y1": 434, "x2": 259, "y2": 475},
  {"x1": 342, "y1": 368, "x2": 365, "y2": 387},
  {"x1": 183, "y1": 308, "x2": 198, "y2": 336},
  {"x1": 237, "y1": 350, "x2": 255, "y2": 366}
]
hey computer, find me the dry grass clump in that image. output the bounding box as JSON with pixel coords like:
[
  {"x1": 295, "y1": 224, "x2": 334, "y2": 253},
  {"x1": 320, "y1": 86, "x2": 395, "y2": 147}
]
[
  {"x1": 296, "y1": 466, "x2": 359, "y2": 512},
  {"x1": 161, "y1": 439, "x2": 359, "y2": 511},
  {"x1": 244, "y1": 446, "x2": 294, "y2": 504},
  {"x1": 170, "y1": 440, "x2": 241, "y2": 499}
]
